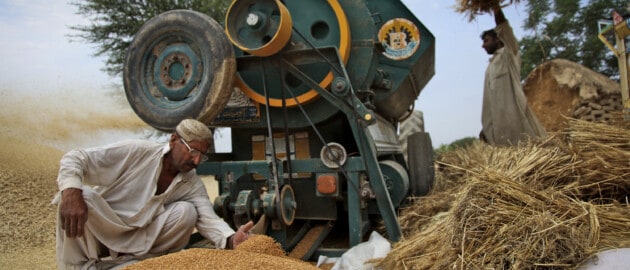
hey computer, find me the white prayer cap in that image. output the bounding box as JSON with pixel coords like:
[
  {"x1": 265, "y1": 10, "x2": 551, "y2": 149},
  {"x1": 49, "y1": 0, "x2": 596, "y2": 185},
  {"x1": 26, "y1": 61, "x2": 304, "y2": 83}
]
[{"x1": 175, "y1": 119, "x2": 212, "y2": 143}]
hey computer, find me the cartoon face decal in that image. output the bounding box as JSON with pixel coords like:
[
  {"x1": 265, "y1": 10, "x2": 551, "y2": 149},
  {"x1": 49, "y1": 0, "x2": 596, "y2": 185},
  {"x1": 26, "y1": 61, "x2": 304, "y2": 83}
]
[
  {"x1": 388, "y1": 31, "x2": 408, "y2": 50},
  {"x1": 378, "y1": 18, "x2": 421, "y2": 60}
]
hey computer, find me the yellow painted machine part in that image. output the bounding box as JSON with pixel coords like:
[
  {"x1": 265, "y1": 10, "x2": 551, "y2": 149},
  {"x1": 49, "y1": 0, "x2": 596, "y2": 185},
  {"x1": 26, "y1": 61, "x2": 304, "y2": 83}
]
[
  {"x1": 599, "y1": 19, "x2": 630, "y2": 114},
  {"x1": 232, "y1": 0, "x2": 352, "y2": 107},
  {"x1": 225, "y1": 0, "x2": 293, "y2": 57}
]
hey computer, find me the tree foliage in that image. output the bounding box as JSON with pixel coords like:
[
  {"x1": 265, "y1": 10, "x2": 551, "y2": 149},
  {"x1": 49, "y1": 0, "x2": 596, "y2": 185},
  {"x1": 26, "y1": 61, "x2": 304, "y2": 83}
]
[
  {"x1": 520, "y1": 0, "x2": 629, "y2": 79},
  {"x1": 69, "y1": 0, "x2": 232, "y2": 77},
  {"x1": 435, "y1": 137, "x2": 478, "y2": 157}
]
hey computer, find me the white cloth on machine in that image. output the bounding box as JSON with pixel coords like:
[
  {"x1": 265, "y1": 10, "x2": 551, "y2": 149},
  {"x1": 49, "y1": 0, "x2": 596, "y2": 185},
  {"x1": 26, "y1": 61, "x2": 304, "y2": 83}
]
[{"x1": 316, "y1": 231, "x2": 391, "y2": 270}]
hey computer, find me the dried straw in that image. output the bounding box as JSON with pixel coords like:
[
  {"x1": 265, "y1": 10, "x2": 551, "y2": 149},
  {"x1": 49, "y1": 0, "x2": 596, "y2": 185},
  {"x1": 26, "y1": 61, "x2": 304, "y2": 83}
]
[
  {"x1": 376, "y1": 117, "x2": 630, "y2": 270},
  {"x1": 454, "y1": 0, "x2": 521, "y2": 21},
  {"x1": 596, "y1": 203, "x2": 630, "y2": 248},
  {"x1": 563, "y1": 117, "x2": 630, "y2": 201}
]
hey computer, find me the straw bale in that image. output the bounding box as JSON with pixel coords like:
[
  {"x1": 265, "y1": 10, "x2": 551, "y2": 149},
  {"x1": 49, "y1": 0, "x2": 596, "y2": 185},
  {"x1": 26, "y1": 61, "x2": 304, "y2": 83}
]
[
  {"x1": 448, "y1": 174, "x2": 598, "y2": 269},
  {"x1": 564, "y1": 117, "x2": 630, "y2": 201},
  {"x1": 398, "y1": 192, "x2": 456, "y2": 236},
  {"x1": 437, "y1": 139, "x2": 578, "y2": 191},
  {"x1": 596, "y1": 204, "x2": 630, "y2": 248},
  {"x1": 376, "y1": 118, "x2": 630, "y2": 270},
  {"x1": 380, "y1": 214, "x2": 458, "y2": 270},
  {"x1": 381, "y1": 172, "x2": 599, "y2": 269}
]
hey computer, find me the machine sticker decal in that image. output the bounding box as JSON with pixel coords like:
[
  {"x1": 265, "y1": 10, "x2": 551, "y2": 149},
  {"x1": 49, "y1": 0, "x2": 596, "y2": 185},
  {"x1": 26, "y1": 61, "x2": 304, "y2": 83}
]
[
  {"x1": 211, "y1": 87, "x2": 260, "y2": 125},
  {"x1": 378, "y1": 18, "x2": 421, "y2": 60}
]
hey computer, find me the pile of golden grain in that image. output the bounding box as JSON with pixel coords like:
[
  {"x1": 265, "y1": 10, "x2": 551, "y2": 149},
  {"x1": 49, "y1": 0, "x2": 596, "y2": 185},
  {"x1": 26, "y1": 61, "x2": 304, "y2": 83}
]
[
  {"x1": 123, "y1": 235, "x2": 319, "y2": 270},
  {"x1": 235, "y1": 234, "x2": 286, "y2": 257},
  {"x1": 375, "y1": 116, "x2": 630, "y2": 269},
  {"x1": 455, "y1": 0, "x2": 521, "y2": 21}
]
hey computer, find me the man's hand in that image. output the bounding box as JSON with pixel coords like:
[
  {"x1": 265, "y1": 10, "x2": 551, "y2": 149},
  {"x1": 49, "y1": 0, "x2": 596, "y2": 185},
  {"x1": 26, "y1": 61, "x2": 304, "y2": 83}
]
[
  {"x1": 59, "y1": 188, "x2": 88, "y2": 238},
  {"x1": 231, "y1": 221, "x2": 254, "y2": 249}
]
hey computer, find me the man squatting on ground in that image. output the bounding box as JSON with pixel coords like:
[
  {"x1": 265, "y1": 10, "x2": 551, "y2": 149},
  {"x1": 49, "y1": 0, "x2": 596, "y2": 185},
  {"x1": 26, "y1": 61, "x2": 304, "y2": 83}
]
[
  {"x1": 53, "y1": 119, "x2": 253, "y2": 269},
  {"x1": 479, "y1": 4, "x2": 547, "y2": 145}
]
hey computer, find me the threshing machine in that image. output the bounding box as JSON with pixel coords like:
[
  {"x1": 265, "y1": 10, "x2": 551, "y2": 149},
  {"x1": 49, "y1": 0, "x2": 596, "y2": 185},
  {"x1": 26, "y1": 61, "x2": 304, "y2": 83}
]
[{"x1": 123, "y1": 0, "x2": 435, "y2": 260}]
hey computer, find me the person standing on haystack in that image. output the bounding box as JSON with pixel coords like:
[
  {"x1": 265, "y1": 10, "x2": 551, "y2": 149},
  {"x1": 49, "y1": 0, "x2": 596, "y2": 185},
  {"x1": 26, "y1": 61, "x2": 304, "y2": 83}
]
[
  {"x1": 53, "y1": 118, "x2": 253, "y2": 269},
  {"x1": 479, "y1": 4, "x2": 547, "y2": 145}
]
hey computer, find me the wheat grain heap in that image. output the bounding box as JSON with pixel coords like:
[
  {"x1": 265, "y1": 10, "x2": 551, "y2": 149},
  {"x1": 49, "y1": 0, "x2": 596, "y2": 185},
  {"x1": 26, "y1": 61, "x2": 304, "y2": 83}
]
[
  {"x1": 375, "y1": 115, "x2": 630, "y2": 269},
  {"x1": 123, "y1": 234, "x2": 319, "y2": 270}
]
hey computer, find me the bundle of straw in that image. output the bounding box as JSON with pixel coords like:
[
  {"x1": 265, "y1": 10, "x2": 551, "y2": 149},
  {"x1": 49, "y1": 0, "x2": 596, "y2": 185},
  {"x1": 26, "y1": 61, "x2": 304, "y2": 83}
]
[
  {"x1": 376, "y1": 214, "x2": 458, "y2": 270},
  {"x1": 376, "y1": 117, "x2": 630, "y2": 270},
  {"x1": 595, "y1": 204, "x2": 630, "y2": 248},
  {"x1": 454, "y1": 0, "x2": 520, "y2": 21},
  {"x1": 397, "y1": 192, "x2": 456, "y2": 236},
  {"x1": 437, "y1": 140, "x2": 578, "y2": 191},
  {"x1": 448, "y1": 172, "x2": 598, "y2": 269},
  {"x1": 564, "y1": 118, "x2": 630, "y2": 201}
]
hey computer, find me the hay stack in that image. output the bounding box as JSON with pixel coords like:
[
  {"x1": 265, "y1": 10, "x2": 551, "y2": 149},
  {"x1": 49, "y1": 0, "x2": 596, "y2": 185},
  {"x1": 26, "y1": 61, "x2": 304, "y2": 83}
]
[
  {"x1": 523, "y1": 59, "x2": 621, "y2": 132},
  {"x1": 454, "y1": 0, "x2": 521, "y2": 21},
  {"x1": 376, "y1": 117, "x2": 630, "y2": 269}
]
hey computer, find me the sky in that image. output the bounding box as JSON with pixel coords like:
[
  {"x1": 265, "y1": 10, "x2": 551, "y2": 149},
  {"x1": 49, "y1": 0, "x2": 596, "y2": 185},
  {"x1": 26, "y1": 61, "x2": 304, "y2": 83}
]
[{"x1": 0, "y1": 0, "x2": 529, "y2": 150}]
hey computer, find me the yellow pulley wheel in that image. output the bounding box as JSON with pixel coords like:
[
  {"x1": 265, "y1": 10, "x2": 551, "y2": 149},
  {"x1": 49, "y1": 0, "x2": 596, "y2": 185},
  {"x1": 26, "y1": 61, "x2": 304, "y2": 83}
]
[
  {"x1": 278, "y1": 185, "x2": 296, "y2": 226},
  {"x1": 232, "y1": 0, "x2": 351, "y2": 107},
  {"x1": 225, "y1": 0, "x2": 293, "y2": 57}
]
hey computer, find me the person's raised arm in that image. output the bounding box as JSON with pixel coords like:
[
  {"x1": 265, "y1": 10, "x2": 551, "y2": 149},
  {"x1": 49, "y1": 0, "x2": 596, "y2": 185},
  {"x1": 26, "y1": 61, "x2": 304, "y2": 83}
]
[
  {"x1": 492, "y1": 4, "x2": 518, "y2": 55},
  {"x1": 493, "y1": 5, "x2": 507, "y2": 25}
]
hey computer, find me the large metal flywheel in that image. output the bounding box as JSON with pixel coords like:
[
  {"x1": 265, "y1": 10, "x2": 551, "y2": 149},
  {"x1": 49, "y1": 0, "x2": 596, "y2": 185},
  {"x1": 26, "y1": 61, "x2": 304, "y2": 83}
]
[
  {"x1": 225, "y1": 0, "x2": 351, "y2": 107},
  {"x1": 124, "y1": 10, "x2": 236, "y2": 131}
]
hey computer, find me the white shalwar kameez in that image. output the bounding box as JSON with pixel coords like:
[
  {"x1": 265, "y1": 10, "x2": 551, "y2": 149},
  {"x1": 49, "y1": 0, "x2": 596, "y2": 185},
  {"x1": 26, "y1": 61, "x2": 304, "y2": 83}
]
[
  {"x1": 481, "y1": 21, "x2": 547, "y2": 145},
  {"x1": 53, "y1": 140, "x2": 235, "y2": 269}
]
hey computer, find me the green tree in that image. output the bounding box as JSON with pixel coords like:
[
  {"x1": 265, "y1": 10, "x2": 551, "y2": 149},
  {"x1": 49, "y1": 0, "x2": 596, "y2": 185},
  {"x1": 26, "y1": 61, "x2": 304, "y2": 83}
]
[
  {"x1": 520, "y1": 0, "x2": 628, "y2": 79},
  {"x1": 69, "y1": 0, "x2": 232, "y2": 77},
  {"x1": 435, "y1": 137, "x2": 478, "y2": 157}
]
